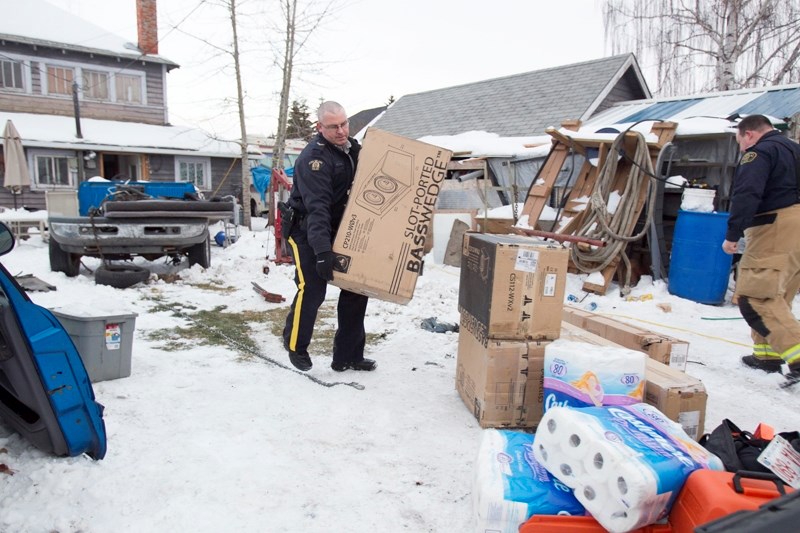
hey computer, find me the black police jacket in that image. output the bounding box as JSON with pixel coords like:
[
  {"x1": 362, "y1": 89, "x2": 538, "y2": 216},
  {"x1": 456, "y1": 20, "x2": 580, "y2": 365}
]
[
  {"x1": 726, "y1": 130, "x2": 800, "y2": 242},
  {"x1": 287, "y1": 133, "x2": 361, "y2": 255}
]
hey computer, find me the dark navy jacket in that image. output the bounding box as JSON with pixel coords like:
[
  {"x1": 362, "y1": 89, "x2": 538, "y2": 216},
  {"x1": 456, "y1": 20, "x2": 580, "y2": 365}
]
[
  {"x1": 287, "y1": 133, "x2": 361, "y2": 255},
  {"x1": 726, "y1": 130, "x2": 800, "y2": 242}
]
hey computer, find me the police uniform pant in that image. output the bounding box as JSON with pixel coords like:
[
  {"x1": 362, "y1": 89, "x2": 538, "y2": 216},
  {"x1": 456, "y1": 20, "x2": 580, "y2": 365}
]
[
  {"x1": 282, "y1": 233, "x2": 369, "y2": 366},
  {"x1": 735, "y1": 204, "x2": 800, "y2": 366}
]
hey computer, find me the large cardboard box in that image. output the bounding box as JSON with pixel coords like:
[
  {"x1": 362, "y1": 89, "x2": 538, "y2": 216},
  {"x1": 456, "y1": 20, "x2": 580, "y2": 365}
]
[
  {"x1": 455, "y1": 324, "x2": 548, "y2": 429},
  {"x1": 562, "y1": 306, "x2": 690, "y2": 370},
  {"x1": 644, "y1": 358, "x2": 707, "y2": 440},
  {"x1": 459, "y1": 233, "x2": 568, "y2": 342},
  {"x1": 330, "y1": 129, "x2": 452, "y2": 304}
]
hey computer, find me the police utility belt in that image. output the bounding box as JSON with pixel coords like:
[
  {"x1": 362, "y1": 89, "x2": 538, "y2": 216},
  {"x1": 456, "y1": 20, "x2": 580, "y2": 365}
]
[{"x1": 278, "y1": 202, "x2": 303, "y2": 240}]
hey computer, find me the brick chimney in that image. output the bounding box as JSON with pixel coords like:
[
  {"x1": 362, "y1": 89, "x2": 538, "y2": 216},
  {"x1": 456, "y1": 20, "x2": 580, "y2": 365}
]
[{"x1": 137, "y1": 0, "x2": 159, "y2": 55}]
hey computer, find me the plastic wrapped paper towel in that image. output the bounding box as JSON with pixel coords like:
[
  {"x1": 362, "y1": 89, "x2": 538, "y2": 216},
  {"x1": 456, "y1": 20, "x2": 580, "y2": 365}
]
[
  {"x1": 532, "y1": 403, "x2": 724, "y2": 533},
  {"x1": 543, "y1": 340, "x2": 646, "y2": 411},
  {"x1": 473, "y1": 428, "x2": 584, "y2": 533}
]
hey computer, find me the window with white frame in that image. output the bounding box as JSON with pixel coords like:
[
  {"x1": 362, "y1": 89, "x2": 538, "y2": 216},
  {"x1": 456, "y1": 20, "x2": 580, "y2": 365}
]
[
  {"x1": 0, "y1": 59, "x2": 24, "y2": 90},
  {"x1": 30, "y1": 150, "x2": 78, "y2": 189},
  {"x1": 46, "y1": 65, "x2": 74, "y2": 96},
  {"x1": 176, "y1": 157, "x2": 211, "y2": 190},
  {"x1": 82, "y1": 69, "x2": 110, "y2": 101},
  {"x1": 115, "y1": 73, "x2": 143, "y2": 104}
]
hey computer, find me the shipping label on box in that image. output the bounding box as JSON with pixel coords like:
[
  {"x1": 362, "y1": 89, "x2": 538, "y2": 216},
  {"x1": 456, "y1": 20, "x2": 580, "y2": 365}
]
[
  {"x1": 459, "y1": 233, "x2": 567, "y2": 343},
  {"x1": 455, "y1": 324, "x2": 547, "y2": 429},
  {"x1": 331, "y1": 129, "x2": 453, "y2": 304}
]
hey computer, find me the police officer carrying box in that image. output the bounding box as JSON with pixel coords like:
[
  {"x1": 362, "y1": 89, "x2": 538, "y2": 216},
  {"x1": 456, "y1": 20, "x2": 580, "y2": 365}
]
[
  {"x1": 281, "y1": 101, "x2": 375, "y2": 373},
  {"x1": 722, "y1": 114, "x2": 800, "y2": 383}
]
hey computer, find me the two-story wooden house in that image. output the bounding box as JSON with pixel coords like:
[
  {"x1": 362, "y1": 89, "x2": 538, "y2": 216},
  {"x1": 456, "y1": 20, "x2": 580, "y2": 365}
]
[{"x1": 0, "y1": 0, "x2": 249, "y2": 212}]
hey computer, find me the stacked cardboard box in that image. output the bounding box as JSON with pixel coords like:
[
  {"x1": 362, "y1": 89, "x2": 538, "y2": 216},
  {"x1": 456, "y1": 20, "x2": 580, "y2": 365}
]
[
  {"x1": 455, "y1": 233, "x2": 569, "y2": 429},
  {"x1": 562, "y1": 306, "x2": 690, "y2": 371}
]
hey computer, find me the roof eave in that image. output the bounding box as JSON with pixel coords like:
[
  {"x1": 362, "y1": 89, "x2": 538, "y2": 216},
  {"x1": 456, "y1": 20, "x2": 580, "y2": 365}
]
[{"x1": 0, "y1": 34, "x2": 180, "y2": 70}]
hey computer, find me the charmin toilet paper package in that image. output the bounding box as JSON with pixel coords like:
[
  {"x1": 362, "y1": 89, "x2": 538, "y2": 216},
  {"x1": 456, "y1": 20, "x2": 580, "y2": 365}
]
[
  {"x1": 474, "y1": 429, "x2": 584, "y2": 533},
  {"x1": 532, "y1": 404, "x2": 724, "y2": 533},
  {"x1": 543, "y1": 339, "x2": 646, "y2": 411}
]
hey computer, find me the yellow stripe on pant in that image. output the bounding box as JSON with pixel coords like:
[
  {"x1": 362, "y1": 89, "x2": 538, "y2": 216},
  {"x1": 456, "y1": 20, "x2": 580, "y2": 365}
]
[{"x1": 287, "y1": 236, "x2": 304, "y2": 352}]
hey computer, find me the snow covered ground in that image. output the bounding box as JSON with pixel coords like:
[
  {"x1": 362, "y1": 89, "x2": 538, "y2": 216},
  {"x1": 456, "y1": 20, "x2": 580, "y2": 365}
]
[{"x1": 0, "y1": 218, "x2": 797, "y2": 532}]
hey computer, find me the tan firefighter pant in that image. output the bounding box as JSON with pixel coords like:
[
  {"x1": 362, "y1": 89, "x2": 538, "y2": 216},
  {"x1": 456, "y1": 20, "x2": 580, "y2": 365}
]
[{"x1": 734, "y1": 204, "x2": 800, "y2": 364}]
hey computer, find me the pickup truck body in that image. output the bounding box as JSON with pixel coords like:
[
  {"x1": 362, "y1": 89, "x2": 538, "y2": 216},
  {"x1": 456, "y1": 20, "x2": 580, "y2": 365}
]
[{"x1": 48, "y1": 181, "x2": 233, "y2": 276}]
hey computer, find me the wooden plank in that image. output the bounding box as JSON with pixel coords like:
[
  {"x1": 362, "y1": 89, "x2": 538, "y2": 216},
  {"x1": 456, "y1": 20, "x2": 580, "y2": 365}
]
[
  {"x1": 519, "y1": 121, "x2": 581, "y2": 229},
  {"x1": 519, "y1": 141, "x2": 568, "y2": 225}
]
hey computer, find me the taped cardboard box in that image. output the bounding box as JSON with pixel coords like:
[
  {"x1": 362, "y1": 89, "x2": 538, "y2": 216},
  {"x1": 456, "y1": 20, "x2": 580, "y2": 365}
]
[
  {"x1": 644, "y1": 358, "x2": 707, "y2": 440},
  {"x1": 562, "y1": 306, "x2": 689, "y2": 371},
  {"x1": 459, "y1": 233, "x2": 568, "y2": 342},
  {"x1": 455, "y1": 322, "x2": 547, "y2": 429},
  {"x1": 331, "y1": 128, "x2": 453, "y2": 304}
]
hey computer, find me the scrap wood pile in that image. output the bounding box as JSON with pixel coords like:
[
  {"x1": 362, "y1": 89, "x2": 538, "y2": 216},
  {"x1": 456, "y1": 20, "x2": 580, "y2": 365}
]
[{"x1": 517, "y1": 120, "x2": 677, "y2": 295}]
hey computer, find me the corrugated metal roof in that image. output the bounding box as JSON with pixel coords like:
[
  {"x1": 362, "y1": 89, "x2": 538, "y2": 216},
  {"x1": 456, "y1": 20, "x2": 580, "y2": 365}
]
[
  {"x1": 736, "y1": 87, "x2": 800, "y2": 117},
  {"x1": 619, "y1": 99, "x2": 703, "y2": 122},
  {"x1": 584, "y1": 83, "x2": 800, "y2": 131}
]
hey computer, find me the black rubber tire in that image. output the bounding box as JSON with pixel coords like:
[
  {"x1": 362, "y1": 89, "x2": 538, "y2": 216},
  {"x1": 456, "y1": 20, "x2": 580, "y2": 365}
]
[
  {"x1": 187, "y1": 235, "x2": 211, "y2": 268},
  {"x1": 95, "y1": 263, "x2": 150, "y2": 289},
  {"x1": 49, "y1": 238, "x2": 81, "y2": 277}
]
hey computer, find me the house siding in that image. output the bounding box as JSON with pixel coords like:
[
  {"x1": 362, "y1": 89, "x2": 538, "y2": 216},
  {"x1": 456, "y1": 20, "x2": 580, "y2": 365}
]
[{"x1": 0, "y1": 41, "x2": 166, "y2": 125}]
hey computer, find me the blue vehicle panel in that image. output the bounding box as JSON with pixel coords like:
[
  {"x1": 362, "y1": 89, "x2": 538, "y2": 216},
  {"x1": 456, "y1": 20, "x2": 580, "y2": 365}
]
[{"x1": 0, "y1": 225, "x2": 106, "y2": 459}]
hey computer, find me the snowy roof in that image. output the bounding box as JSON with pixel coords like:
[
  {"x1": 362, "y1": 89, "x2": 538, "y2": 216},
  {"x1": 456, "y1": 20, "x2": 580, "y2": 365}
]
[
  {"x1": 369, "y1": 54, "x2": 651, "y2": 138},
  {"x1": 583, "y1": 83, "x2": 800, "y2": 136},
  {"x1": 0, "y1": 111, "x2": 244, "y2": 158},
  {"x1": 0, "y1": 0, "x2": 177, "y2": 68}
]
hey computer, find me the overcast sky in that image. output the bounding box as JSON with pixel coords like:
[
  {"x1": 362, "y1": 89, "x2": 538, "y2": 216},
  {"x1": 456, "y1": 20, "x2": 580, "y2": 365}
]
[{"x1": 47, "y1": 0, "x2": 610, "y2": 139}]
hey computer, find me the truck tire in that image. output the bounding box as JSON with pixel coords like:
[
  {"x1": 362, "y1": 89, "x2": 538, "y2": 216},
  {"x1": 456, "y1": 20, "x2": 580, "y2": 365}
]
[
  {"x1": 187, "y1": 235, "x2": 211, "y2": 268},
  {"x1": 49, "y1": 238, "x2": 81, "y2": 277},
  {"x1": 95, "y1": 263, "x2": 150, "y2": 289}
]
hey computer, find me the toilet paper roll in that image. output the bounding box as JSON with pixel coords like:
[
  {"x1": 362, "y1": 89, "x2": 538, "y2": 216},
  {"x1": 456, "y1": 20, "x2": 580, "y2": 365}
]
[
  {"x1": 573, "y1": 479, "x2": 612, "y2": 511},
  {"x1": 581, "y1": 440, "x2": 622, "y2": 481},
  {"x1": 552, "y1": 456, "x2": 585, "y2": 489},
  {"x1": 609, "y1": 460, "x2": 657, "y2": 507},
  {"x1": 559, "y1": 418, "x2": 596, "y2": 460},
  {"x1": 600, "y1": 506, "x2": 647, "y2": 533},
  {"x1": 532, "y1": 435, "x2": 561, "y2": 471}
]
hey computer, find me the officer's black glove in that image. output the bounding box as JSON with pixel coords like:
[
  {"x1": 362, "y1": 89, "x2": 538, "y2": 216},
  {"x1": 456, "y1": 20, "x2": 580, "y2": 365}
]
[{"x1": 316, "y1": 251, "x2": 334, "y2": 281}]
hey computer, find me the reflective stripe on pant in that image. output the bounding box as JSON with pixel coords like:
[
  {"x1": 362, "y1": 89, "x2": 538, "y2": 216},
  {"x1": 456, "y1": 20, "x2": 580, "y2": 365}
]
[
  {"x1": 283, "y1": 235, "x2": 326, "y2": 354},
  {"x1": 282, "y1": 235, "x2": 370, "y2": 365},
  {"x1": 735, "y1": 204, "x2": 800, "y2": 362}
]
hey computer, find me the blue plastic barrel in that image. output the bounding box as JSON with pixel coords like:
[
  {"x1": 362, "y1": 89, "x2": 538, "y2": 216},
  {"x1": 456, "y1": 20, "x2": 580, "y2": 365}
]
[{"x1": 668, "y1": 210, "x2": 733, "y2": 304}]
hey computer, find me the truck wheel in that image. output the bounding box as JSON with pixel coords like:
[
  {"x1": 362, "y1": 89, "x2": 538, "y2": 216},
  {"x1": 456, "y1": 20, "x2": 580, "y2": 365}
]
[
  {"x1": 95, "y1": 263, "x2": 150, "y2": 289},
  {"x1": 187, "y1": 235, "x2": 211, "y2": 268},
  {"x1": 49, "y1": 238, "x2": 81, "y2": 277}
]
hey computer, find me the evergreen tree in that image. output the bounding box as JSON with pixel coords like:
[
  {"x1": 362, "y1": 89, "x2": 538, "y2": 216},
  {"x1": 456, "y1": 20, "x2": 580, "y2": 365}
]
[{"x1": 285, "y1": 100, "x2": 314, "y2": 141}]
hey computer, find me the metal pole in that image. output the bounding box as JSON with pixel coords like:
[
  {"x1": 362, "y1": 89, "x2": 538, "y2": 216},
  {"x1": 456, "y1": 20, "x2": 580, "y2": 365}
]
[{"x1": 72, "y1": 81, "x2": 83, "y2": 139}]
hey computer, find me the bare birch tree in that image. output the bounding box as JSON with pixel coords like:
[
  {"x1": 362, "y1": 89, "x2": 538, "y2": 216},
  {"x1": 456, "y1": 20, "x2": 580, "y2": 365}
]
[
  {"x1": 229, "y1": 0, "x2": 251, "y2": 227},
  {"x1": 268, "y1": 0, "x2": 339, "y2": 225},
  {"x1": 604, "y1": 0, "x2": 800, "y2": 96}
]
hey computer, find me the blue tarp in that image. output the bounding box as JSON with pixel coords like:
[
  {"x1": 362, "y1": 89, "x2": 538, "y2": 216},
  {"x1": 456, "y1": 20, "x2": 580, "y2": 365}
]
[
  {"x1": 251, "y1": 166, "x2": 294, "y2": 203},
  {"x1": 251, "y1": 166, "x2": 271, "y2": 203}
]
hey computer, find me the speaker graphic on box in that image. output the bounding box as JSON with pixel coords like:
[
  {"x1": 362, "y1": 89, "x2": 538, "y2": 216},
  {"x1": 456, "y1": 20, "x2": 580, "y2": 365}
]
[{"x1": 354, "y1": 150, "x2": 414, "y2": 216}]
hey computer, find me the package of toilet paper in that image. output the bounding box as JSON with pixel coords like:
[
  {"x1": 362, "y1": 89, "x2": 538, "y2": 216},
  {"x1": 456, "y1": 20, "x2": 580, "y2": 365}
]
[
  {"x1": 543, "y1": 340, "x2": 646, "y2": 411},
  {"x1": 532, "y1": 403, "x2": 724, "y2": 533},
  {"x1": 473, "y1": 428, "x2": 584, "y2": 533}
]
